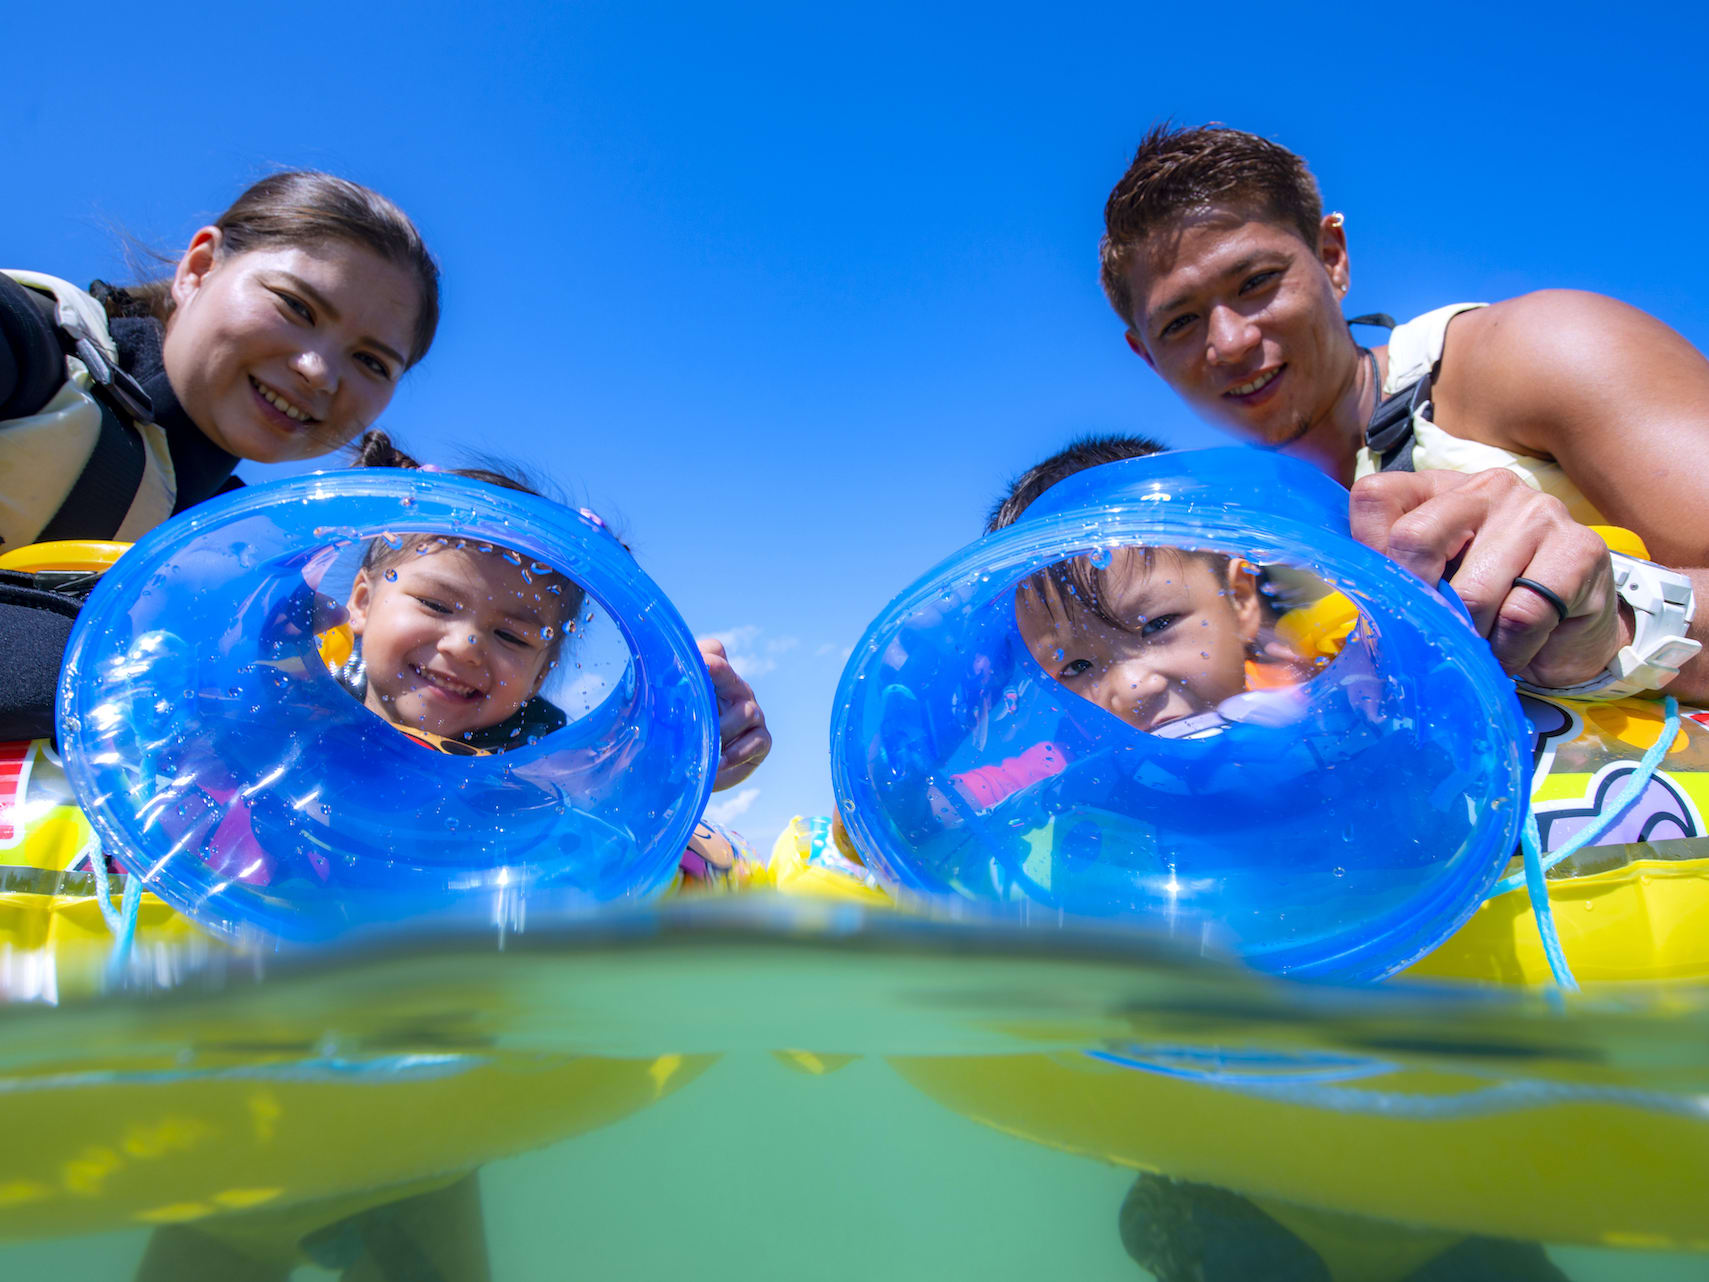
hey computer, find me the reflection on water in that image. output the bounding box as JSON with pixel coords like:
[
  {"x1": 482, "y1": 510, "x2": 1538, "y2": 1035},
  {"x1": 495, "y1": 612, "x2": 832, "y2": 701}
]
[{"x1": 2, "y1": 900, "x2": 1707, "y2": 1280}]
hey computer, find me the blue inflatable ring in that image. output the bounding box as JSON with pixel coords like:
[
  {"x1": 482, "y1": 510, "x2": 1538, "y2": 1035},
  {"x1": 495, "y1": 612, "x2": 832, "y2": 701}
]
[
  {"x1": 57, "y1": 471, "x2": 718, "y2": 943},
  {"x1": 830, "y1": 449, "x2": 1531, "y2": 982}
]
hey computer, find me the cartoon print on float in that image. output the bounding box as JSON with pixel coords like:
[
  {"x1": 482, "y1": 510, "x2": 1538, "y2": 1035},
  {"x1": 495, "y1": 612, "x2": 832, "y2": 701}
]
[{"x1": 1521, "y1": 693, "x2": 1707, "y2": 852}]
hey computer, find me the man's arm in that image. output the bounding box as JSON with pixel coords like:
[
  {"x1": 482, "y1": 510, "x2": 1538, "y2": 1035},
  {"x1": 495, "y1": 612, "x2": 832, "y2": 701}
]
[
  {"x1": 1436, "y1": 290, "x2": 1709, "y2": 568},
  {"x1": 1351, "y1": 468, "x2": 1709, "y2": 703},
  {"x1": 1352, "y1": 291, "x2": 1709, "y2": 701}
]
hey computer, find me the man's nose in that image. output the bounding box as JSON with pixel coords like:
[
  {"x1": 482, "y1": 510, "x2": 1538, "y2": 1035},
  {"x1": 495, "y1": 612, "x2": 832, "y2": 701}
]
[{"x1": 1205, "y1": 303, "x2": 1261, "y2": 366}]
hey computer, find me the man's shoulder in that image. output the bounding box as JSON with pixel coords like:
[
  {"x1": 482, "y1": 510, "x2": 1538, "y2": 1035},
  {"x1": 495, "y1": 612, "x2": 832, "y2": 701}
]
[
  {"x1": 1450, "y1": 290, "x2": 1650, "y2": 358},
  {"x1": 1434, "y1": 289, "x2": 1689, "y2": 453}
]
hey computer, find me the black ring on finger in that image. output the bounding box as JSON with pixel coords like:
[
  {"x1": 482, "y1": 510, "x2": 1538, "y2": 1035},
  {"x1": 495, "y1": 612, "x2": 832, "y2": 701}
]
[{"x1": 1510, "y1": 577, "x2": 1570, "y2": 625}]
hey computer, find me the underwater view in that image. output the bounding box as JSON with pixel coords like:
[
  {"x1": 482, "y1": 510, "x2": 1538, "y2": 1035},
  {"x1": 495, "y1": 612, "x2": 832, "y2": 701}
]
[
  {"x1": 3, "y1": 900, "x2": 1709, "y2": 1280},
  {"x1": 11, "y1": 7, "x2": 1709, "y2": 1278}
]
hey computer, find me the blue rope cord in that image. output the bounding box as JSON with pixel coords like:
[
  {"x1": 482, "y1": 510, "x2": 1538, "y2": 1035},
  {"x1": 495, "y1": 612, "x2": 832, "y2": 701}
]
[
  {"x1": 1493, "y1": 695, "x2": 1680, "y2": 896},
  {"x1": 1490, "y1": 695, "x2": 1681, "y2": 992},
  {"x1": 83, "y1": 839, "x2": 144, "y2": 980}
]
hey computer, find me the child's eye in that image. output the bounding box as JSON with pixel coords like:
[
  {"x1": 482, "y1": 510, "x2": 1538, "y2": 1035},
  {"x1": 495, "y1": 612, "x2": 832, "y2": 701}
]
[
  {"x1": 1140, "y1": 613, "x2": 1180, "y2": 638},
  {"x1": 1058, "y1": 657, "x2": 1094, "y2": 679},
  {"x1": 415, "y1": 597, "x2": 453, "y2": 615},
  {"x1": 496, "y1": 628, "x2": 535, "y2": 648}
]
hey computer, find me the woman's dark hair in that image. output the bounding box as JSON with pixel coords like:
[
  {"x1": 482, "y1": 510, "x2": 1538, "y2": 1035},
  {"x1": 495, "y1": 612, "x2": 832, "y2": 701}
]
[
  {"x1": 104, "y1": 171, "x2": 440, "y2": 366},
  {"x1": 349, "y1": 430, "x2": 585, "y2": 666}
]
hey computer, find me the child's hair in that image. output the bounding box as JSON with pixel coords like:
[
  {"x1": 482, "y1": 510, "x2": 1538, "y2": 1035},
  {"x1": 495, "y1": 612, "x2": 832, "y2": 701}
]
[
  {"x1": 349, "y1": 430, "x2": 585, "y2": 669},
  {"x1": 990, "y1": 434, "x2": 1231, "y2": 632},
  {"x1": 986, "y1": 433, "x2": 1169, "y2": 533},
  {"x1": 99, "y1": 171, "x2": 441, "y2": 367}
]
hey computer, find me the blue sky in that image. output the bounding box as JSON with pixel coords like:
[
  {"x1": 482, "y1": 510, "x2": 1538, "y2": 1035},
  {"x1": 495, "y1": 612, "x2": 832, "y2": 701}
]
[{"x1": 11, "y1": 2, "x2": 1709, "y2": 848}]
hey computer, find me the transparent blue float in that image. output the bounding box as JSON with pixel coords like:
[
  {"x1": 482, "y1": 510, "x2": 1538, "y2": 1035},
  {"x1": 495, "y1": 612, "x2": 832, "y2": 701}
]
[
  {"x1": 58, "y1": 471, "x2": 718, "y2": 943},
  {"x1": 830, "y1": 448, "x2": 1531, "y2": 981}
]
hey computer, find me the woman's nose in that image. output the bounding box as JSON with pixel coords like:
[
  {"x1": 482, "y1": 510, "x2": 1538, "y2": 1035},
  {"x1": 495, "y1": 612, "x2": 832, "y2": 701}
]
[{"x1": 293, "y1": 344, "x2": 337, "y2": 393}]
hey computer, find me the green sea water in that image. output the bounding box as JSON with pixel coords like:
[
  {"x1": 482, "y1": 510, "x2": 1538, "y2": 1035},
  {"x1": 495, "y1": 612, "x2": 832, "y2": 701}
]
[{"x1": 2, "y1": 898, "x2": 1707, "y2": 1281}]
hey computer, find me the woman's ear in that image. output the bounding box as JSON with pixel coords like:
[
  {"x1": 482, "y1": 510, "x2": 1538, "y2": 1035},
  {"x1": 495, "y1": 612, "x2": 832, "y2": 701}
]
[
  {"x1": 1227, "y1": 560, "x2": 1264, "y2": 646},
  {"x1": 169, "y1": 226, "x2": 224, "y2": 312},
  {"x1": 347, "y1": 569, "x2": 373, "y2": 636}
]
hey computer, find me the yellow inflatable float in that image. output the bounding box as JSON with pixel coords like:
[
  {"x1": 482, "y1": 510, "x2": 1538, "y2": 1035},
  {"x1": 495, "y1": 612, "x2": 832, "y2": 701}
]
[
  {"x1": 0, "y1": 541, "x2": 742, "y2": 1248},
  {"x1": 770, "y1": 681, "x2": 1709, "y2": 1250}
]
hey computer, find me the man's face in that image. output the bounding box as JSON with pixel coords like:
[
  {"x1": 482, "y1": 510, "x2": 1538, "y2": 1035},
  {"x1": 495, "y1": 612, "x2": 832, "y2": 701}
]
[{"x1": 1121, "y1": 207, "x2": 1355, "y2": 464}]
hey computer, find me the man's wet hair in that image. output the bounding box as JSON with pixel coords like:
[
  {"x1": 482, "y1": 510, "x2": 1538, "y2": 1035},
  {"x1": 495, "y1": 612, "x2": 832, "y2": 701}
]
[{"x1": 1100, "y1": 123, "x2": 1323, "y2": 329}]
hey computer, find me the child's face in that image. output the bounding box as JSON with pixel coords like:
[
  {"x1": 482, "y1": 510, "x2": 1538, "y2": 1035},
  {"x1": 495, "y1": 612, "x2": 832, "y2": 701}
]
[
  {"x1": 1015, "y1": 549, "x2": 1262, "y2": 734},
  {"x1": 347, "y1": 543, "x2": 559, "y2": 741}
]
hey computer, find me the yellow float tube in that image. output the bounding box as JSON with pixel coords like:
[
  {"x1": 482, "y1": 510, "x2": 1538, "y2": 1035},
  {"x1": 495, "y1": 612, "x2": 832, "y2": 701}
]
[
  {"x1": 777, "y1": 684, "x2": 1709, "y2": 1249},
  {"x1": 0, "y1": 544, "x2": 714, "y2": 1243}
]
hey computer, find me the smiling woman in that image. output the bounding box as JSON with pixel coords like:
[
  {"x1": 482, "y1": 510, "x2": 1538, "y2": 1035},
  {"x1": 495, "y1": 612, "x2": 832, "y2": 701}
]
[
  {"x1": 0, "y1": 171, "x2": 440, "y2": 740},
  {"x1": 0, "y1": 170, "x2": 438, "y2": 548}
]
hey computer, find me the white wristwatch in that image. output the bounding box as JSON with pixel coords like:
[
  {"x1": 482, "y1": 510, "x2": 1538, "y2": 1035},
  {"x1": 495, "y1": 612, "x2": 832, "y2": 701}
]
[{"x1": 1519, "y1": 552, "x2": 1701, "y2": 701}]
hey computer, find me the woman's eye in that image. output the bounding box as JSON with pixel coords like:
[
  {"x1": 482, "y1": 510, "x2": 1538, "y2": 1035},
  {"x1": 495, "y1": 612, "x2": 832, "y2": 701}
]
[
  {"x1": 1140, "y1": 613, "x2": 1180, "y2": 638},
  {"x1": 356, "y1": 352, "x2": 394, "y2": 379},
  {"x1": 276, "y1": 292, "x2": 314, "y2": 322}
]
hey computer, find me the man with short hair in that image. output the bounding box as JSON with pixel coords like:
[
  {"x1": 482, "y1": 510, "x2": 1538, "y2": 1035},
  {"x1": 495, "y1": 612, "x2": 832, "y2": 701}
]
[{"x1": 1100, "y1": 123, "x2": 1709, "y2": 704}]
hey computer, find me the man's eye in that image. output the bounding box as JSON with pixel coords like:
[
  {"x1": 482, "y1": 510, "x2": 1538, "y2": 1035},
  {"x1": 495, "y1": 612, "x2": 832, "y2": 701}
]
[
  {"x1": 1158, "y1": 313, "x2": 1195, "y2": 339},
  {"x1": 1239, "y1": 270, "x2": 1281, "y2": 294},
  {"x1": 1140, "y1": 613, "x2": 1180, "y2": 637}
]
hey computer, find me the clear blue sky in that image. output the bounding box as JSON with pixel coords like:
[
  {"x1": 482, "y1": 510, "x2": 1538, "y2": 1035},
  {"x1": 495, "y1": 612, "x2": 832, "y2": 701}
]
[{"x1": 11, "y1": 2, "x2": 1709, "y2": 848}]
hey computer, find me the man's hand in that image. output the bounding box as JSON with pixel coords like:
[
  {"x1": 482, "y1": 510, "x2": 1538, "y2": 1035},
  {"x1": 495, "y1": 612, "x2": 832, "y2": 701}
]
[
  {"x1": 1349, "y1": 468, "x2": 1628, "y2": 689},
  {"x1": 700, "y1": 637, "x2": 772, "y2": 791}
]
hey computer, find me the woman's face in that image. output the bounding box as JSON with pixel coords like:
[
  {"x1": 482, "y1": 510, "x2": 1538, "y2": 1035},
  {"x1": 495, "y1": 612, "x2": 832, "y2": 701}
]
[{"x1": 162, "y1": 230, "x2": 420, "y2": 462}]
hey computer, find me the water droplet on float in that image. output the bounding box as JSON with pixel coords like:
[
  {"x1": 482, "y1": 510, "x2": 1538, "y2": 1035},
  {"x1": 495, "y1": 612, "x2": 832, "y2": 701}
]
[
  {"x1": 384, "y1": 568, "x2": 399, "y2": 582},
  {"x1": 382, "y1": 532, "x2": 403, "y2": 550},
  {"x1": 841, "y1": 799, "x2": 856, "y2": 814},
  {"x1": 1333, "y1": 866, "x2": 1346, "y2": 878},
  {"x1": 502, "y1": 549, "x2": 522, "y2": 566},
  {"x1": 532, "y1": 562, "x2": 553, "y2": 575},
  {"x1": 1088, "y1": 547, "x2": 1113, "y2": 570}
]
